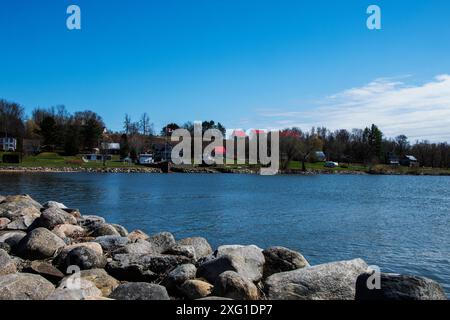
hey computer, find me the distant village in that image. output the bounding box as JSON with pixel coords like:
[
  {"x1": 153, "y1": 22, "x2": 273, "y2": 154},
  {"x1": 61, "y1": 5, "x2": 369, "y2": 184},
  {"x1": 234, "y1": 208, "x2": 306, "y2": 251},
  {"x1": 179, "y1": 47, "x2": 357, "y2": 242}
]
[{"x1": 1, "y1": 99, "x2": 449, "y2": 170}]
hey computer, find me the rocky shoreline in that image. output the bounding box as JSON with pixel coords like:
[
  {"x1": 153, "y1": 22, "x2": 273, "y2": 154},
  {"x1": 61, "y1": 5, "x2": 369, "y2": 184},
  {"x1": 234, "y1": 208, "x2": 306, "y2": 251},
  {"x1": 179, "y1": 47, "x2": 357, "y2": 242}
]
[
  {"x1": 1, "y1": 165, "x2": 449, "y2": 176},
  {"x1": 0, "y1": 194, "x2": 447, "y2": 300}
]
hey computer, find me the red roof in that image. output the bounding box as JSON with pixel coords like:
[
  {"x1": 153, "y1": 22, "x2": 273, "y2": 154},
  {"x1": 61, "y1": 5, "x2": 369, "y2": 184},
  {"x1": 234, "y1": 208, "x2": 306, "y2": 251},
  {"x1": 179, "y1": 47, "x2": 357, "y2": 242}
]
[
  {"x1": 232, "y1": 130, "x2": 247, "y2": 137},
  {"x1": 214, "y1": 146, "x2": 226, "y2": 155}
]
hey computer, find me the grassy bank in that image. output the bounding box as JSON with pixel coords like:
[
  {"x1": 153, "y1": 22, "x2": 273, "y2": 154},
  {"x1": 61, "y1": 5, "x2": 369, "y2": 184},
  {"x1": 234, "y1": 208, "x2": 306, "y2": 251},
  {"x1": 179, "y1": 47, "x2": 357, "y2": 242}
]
[
  {"x1": 0, "y1": 152, "x2": 137, "y2": 169},
  {"x1": 1, "y1": 153, "x2": 450, "y2": 175}
]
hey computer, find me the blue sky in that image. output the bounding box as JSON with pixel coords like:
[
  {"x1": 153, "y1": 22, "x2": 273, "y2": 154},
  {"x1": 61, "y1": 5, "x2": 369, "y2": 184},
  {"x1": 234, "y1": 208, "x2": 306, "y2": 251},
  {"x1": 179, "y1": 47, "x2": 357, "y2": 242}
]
[{"x1": 1, "y1": 0, "x2": 450, "y2": 140}]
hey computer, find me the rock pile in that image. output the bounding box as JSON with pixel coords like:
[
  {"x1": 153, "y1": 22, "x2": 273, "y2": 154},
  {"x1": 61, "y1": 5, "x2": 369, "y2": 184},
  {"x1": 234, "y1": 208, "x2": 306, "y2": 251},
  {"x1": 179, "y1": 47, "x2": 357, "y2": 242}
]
[{"x1": 0, "y1": 194, "x2": 447, "y2": 300}]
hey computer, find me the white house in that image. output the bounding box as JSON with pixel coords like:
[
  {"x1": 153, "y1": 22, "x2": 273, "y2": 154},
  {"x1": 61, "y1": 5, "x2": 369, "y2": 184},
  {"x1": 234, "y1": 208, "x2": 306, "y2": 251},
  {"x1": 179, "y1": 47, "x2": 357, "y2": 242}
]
[{"x1": 0, "y1": 137, "x2": 17, "y2": 151}]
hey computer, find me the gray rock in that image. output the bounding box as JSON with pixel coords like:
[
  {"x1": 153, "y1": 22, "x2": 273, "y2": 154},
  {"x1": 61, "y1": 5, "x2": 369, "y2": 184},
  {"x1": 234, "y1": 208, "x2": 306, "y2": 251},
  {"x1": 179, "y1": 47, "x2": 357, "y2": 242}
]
[
  {"x1": 180, "y1": 279, "x2": 214, "y2": 300},
  {"x1": 0, "y1": 230, "x2": 27, "y2": 251},
  {"x1": 32, "y1": 207, "x2": 77, "y2": 230},
  {"x1": 0, "y1": 195, "x2": 42, "y2": 221},
  {"x1": 161, "y1": 263, "x2": 197, "y2": 292},
  {"x1": 112, "y1": 224, "x2": 128, "y2": 237},
  {"x1": 22, "y1": 261, "x2": 65, "y2": 283},
  {"x1": 0, "y1": 273, "x2": 55, "y2": 300},
  {"x1": 197, "y1": 255, "x2": 247, "y2": 284},
  {"x1": 77, "y1": 215, "x2": 106, "y2": 227},
  {"x1": 178, "y1": 237, "x2": 213, "y2": 259},
  {"x1": 89, "y1": 223, "x2": 121, "y2": 237},
  {"x1": 106, "y1": 253, "x2": 192, "y2": 282},
  {"x1": 58, "y1": 278, "x2": 102, "y2": 299},
  {"x1": 0, "y1": 195, "x2": 5, "y2": 203},
  {"x1": 264, "y1": 258, "x2": 369, "y2": 300},
  {"x1": 355, "y1": 272, "x2": 448, "y2": 300},
  {"x1": 215, "y1": 245, "x2": 265, "y2": 282},
  {"x1": 0, "y1": 249, "x2": 16, "y2": 276},
  {"x1": 263, "y1": 246, "x2": 309, "y2": 278},
  {"x1": 45, "y1": 288, "x2": 84, "y2": 300},
  {"x1": 94, "y1": 235, "x2": 129, "y2": 252},
  {"x1": 59, "y1": 268, "x2": 119, "y2": 297},
  {"x1": 112, "y1": 239, "x2": 157, "y2": 255},
  {"x1": 43, "y1": 201, "x2": 68, "y2": 209},
  {"x1": 61, "y1": 247, "x2": 107, "y2": 271},
  {"x1": 109, "y1": 282, "x2": 170, "y2": 300},
  {"x1": 127, "y1": 229, "x2": 150, "y2": 242},
  {"x1": 52, "y1": 224, "x2": 85, "y2": 239},
  {"x1": 165, "y1": 244, "x2": 197, "y2": 261},
  {"x1": 213, "y1": 271, "x2": 260, "y2": 300},
  {"x1": 148, "y1": 232, "x2": 176, "y2": 253},
  {"x1": 6, "y1": 215, "x2": 38, "y2": 231},
  {"x1": 17, "y1": 228, "x2": 66, "y2": 260}
]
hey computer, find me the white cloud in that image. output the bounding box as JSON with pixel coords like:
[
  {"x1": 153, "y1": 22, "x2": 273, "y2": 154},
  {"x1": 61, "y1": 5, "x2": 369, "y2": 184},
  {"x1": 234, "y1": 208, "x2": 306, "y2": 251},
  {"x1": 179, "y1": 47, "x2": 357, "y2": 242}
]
[{"x1": 258, "y1": 75, "x2": 450, "y2": 142}]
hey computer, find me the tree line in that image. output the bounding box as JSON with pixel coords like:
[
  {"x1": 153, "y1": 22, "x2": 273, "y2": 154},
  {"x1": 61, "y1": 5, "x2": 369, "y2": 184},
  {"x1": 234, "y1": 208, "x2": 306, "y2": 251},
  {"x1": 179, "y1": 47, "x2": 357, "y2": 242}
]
[{"x1": 1, "y1": 98, "x2": 450, "y2": 168}]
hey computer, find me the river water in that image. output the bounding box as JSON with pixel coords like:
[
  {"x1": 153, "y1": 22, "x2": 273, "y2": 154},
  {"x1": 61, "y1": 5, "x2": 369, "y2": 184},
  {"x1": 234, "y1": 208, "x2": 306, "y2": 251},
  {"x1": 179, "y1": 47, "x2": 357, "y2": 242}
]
[{"x1": 0, "y1": 172, "x2": 449, "y2": 295}]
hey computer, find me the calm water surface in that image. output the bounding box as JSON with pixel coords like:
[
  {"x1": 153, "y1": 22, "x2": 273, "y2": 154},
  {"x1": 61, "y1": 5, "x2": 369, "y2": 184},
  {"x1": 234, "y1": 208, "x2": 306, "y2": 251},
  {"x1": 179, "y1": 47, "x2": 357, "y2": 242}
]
[{"x1": 0, "y1": 173, "x2": 449, "y2": 296}]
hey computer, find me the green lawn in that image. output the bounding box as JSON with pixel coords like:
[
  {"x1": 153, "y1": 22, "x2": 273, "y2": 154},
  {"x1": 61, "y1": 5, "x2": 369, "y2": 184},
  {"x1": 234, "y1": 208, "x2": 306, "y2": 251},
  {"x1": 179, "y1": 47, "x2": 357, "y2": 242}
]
[
  {"x1": 0, "y1": 152, "x2": 138, "y2": 168},
  {"x1": 288, "y1": 161, "x2": 368, "y2": 172}
]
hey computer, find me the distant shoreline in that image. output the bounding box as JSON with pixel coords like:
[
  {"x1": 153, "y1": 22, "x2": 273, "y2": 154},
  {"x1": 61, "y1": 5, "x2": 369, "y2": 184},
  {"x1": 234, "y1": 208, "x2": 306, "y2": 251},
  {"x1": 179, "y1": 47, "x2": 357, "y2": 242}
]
[{"x1": 1, "y1": 166, "x2": 450, "y2": 176}]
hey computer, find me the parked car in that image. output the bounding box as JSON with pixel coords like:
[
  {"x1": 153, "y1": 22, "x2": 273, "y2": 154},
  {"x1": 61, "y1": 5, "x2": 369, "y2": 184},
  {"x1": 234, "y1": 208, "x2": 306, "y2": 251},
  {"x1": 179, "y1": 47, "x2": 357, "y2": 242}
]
[
  {"x1": 324, "y1": 161, "x2": 339, "y2": 168},
  {"x1": 138, "y1": 154, "x2": 155, "y2": 165}
]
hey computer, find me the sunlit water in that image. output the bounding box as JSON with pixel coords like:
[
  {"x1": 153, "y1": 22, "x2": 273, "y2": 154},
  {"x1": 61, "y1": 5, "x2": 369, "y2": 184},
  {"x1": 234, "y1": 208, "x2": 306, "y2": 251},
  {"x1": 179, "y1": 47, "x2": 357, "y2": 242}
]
[{"x1": 1, "y1": 173, "x2": 449, "y2": 296}]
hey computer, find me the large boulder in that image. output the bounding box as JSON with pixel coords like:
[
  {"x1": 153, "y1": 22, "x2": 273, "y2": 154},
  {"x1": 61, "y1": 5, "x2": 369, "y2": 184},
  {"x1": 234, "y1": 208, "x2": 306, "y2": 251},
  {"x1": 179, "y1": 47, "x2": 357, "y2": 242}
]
[
  {"x1": 215, "y1": 245, "x2": 265, "y2": 282},
  {"x1": 0, "y1": 195, "x2": 42, "y2": 221},
  {"x1": 45, "y1": 288, "x2": 84, "y2": 300},
  {"x1": 77, "y1": 215, "x2": 105, "y2": 228},
  {"x1": 127, "y1": 230, "x2": 150, "y2": 242},
  {"x1": 43, "y1": 201, "x2": 68, "y2": 209},
  {"x1": 0, "y1": 249, "x2": 16, "y2": 276},
  {"x1": 0, "y1": 273, "x2": 55, "y2": 300},
  {"x1": 57, "y1": 278, "x2": 102, "y2": 299},
  {"x1": 197, "y1": 245, "x2": 265, "y2": 284},
  {"x1": 94, "y1": 235, "x2": 129, "y2": 252},
  {"x1": 148, "y1": 232, "x2": 176, "y2": 253},
  {"x1": 60, "y1": 268, "x2": 119, "y2": 297},
  {"x1": 22, "y1": 261, "x2": 65, "y2": 283},
  {"x1": 32, "y1": 207, "x2": 77, "y2": 230},
  {"x1": 89, "y1": 223, "x2": 121, "y2": 237},
  {"x1": 355, "y1": 272, "x2": 447, "y2": 300},
  {"x1": 106, "y1": 253, "x2": 192, "y2": 282},
  {"x1": 165, "y1": 244, "x2": 197, "y2": 261},
  {"x1": 178, "y1": 237, "x2": 212, "y2": 259},
  {"x1": 60, "y1": 247, "x2": 106, "y2": 271},
  {"x1": 53, "y1": 242, "x2": 103, "y2": 271},
  {"x1": 6, "y1": 215, "x2": 38, "y2": 231},
  {"x1": 180, "y1": 280, "x2": 214, "y2": 300},
  {"x1": 264, "y1": 258, "x2": 369, "y2": 300},
  {"x1": 112, "y1": 239, "x2": 157, "y2": 255},
  {"x1": 161, "y1": 263, "x2": 197, "y2": 292},
  {"x1": 0, "y1": 230, "x2": 27, "y2": 251},
  {"x1": 111, "y1": 224, "x2": 128, "y2": 237},
  {"x1": 109, "y1": 282, "x2": 170, "y2": 300},
  {"x1": 213, "y1": 271, "x2": 260, "y2": 300},
  {"x1": 263, "y1": 246, "x2": 309, "y2": 278},
  {"x1": 52, "y1": 224, "x2": 85, "y2": 239},
  {"x1": 17, "y1": 228, "x2": 66, "y2": 260}
]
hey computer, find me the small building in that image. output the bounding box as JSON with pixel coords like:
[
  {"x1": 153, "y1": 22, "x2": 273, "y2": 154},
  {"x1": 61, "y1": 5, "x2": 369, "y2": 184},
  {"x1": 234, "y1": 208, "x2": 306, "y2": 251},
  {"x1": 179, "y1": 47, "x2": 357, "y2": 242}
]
[
  {"x1": 386, "y1": 153, "x2": 400, "y2": 166},
  {"x1": 101, "y1": 143, "x2": 121, "y2": 155},
  {"x1": 0, "y1": 137, "x2": 17, "y2": 152},
  {"x1": 83, "y1": 154, "x2": 112, "y2": 162},
  {"x1": 400, "y1": 155, "x2": 419, "y2": 167}
]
